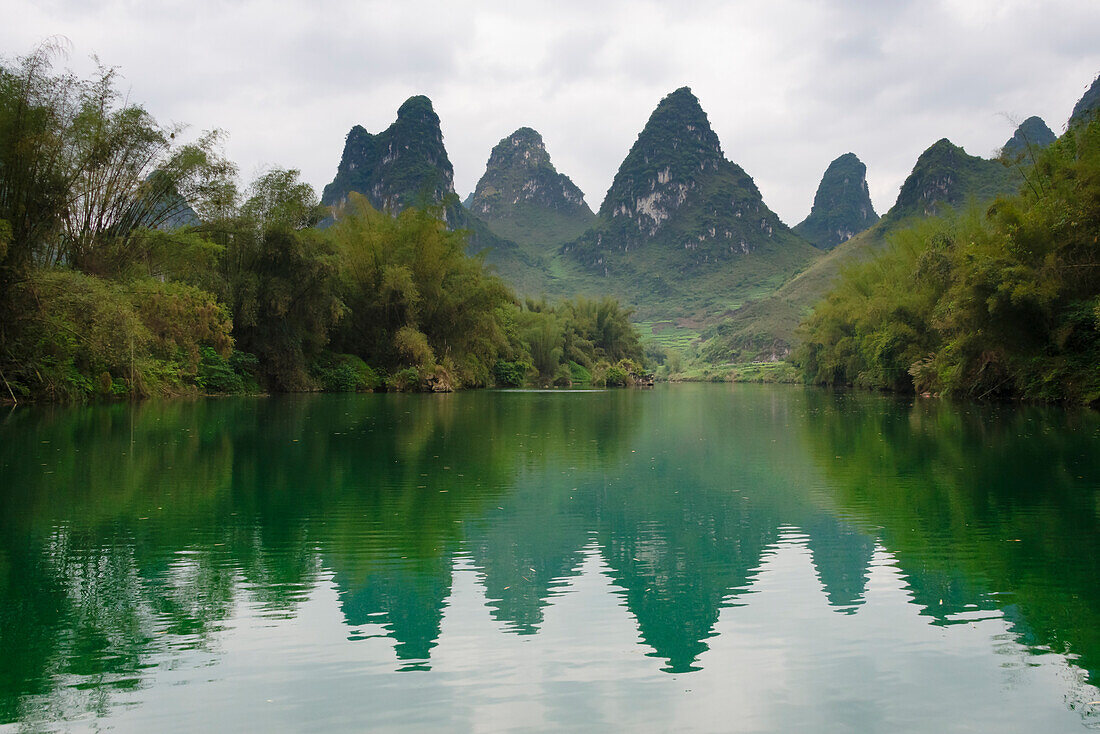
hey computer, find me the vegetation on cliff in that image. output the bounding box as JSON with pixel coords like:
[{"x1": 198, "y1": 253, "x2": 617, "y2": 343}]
[{"x1": 793, "y1": 153, "x2": 878, "y2": 250}]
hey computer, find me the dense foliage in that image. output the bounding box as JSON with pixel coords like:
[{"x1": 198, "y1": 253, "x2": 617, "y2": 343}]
[
  {"x1": 327, "y1": 193, "x2": 515, "y2": 388},
  {"x1": 0, "y1": 47, "x2": 644, "y2": 401},
  {"x1": 508, "y1": 296, "x2": 646, "y2": 387},
  {"x1": 797, "y1": 114, "x2": 1100, "y2": 405}
]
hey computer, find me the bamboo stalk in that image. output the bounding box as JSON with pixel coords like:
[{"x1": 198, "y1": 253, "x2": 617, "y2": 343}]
[{"x1": 0, "y1": 367, "x2": 18, "y2": 406}]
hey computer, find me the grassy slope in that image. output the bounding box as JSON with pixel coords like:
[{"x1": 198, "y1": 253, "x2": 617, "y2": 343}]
[
  {"x1": 473, "y1": 204, "x2": 597, "y2": 298},
  {"x1": 481, "y1": 205, "x2": 595, "y2": 252},
  {"x1": 700, "y1": 223, "x2": 887, "y2": 362},
  {"x1": 476, "y1": 226, "x2": 818, "y2": 327}
]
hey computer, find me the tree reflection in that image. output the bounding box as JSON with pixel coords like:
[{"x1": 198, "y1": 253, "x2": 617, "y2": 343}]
[
  {"x1": 1, "y1": 386, "x2": 1098, "y2": 726},
  {"x1": 801, "y1": 390, "x2": 1100, "y2": 682}
]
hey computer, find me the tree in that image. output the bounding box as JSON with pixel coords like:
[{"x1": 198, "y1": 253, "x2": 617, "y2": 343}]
[
  {"x1": 0, "y1": 42, "x2": 234, "y2": 281},
  {"x1": 327, "y1": 193, "x2": 513, "y2": 386},
  {"x1": 219, "y1": 169, "x2": 343, "y2": 390}
]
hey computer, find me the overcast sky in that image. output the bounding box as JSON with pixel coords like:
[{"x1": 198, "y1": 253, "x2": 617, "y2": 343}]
[{"x1": 5, "y1": 0, "x2": 1100, "y2": 224}]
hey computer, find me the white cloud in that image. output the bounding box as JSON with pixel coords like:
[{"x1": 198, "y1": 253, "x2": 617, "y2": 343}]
[{"x1": 2, "y1": 0, "x2": 1098, "y2": 223}]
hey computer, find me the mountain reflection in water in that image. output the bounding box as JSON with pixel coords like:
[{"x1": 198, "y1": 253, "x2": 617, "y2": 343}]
[{"x1": 1, "y1": 385, "x2": 1098, "y2": 731}]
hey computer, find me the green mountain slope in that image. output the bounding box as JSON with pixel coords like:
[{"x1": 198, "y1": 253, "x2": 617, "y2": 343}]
[
  {"x1": 1070, "y1": 74, "x2": 1100, "y2": 127},
  {"x1": 793, "y1": 153, "x2": 878, "y2": 250},
  {"x1": 700, "y1": 224, "x2": 888, "y2": 362},
  {"x1": 703, "y1": 138, "x2": 1024, "y2": 362},
  {"x1": 881, "y1": 138, "x2": 1017, "y2": 226},
  {"x1": 562, "y1": 87, "x2": 818, "y2": 320},
  {"x1": 322, "y1": 96, "x2": 456, "y2": 215}
]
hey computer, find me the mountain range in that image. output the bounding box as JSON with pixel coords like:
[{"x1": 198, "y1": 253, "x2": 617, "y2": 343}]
[
  {"x1": 319, "y1": 73, "x2": 1099, "y2": 362},
  {"x1": 321, "y1": 88, "x2": 826, "y2": 321}
]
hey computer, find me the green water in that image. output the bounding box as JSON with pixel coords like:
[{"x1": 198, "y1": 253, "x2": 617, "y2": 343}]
[{"x1": 1, "y1": 384, "x2": 1099, "y2": 732}]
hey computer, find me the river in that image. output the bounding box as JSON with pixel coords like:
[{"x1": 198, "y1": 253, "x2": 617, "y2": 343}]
[{"x1": 1, "y1": 384, "x2": 1098, "y2": 732}]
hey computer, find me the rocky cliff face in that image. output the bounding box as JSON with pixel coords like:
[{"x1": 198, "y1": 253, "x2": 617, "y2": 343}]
[
  {"x1": 1001, "y1": 116, "x2": 1056, "y2": 160},
  {"x1": 469, "y1": 127, "x2": 594, "y2": 246},
  {"x1": 884, "y1": 138, "x2": 1019, "y2": 225},
  {"x1": 320, "y1": 95, "x2": 549, "y2": 290},
  {"x1": 793, "y1": 153, "x2": 878, "y2": 250},
  {"x1": 321, "y1": 96, "x2": 456, "y2": 215},
  {"x1": 471, "y1": 128, "x2": 590, "y2": 218},
  {"x1": 568, "y1": 87, "x2": 809, "y2": 275}
]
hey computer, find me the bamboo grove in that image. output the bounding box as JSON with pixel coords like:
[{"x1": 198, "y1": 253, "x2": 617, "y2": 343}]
[{"x1": 797, "y1": 112, "x2": 1100, "y2": 405}]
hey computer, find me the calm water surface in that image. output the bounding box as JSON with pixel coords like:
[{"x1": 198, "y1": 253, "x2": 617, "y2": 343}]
[{"x1": 1, "y1": 384, "x2": 1099, "y2": 732}]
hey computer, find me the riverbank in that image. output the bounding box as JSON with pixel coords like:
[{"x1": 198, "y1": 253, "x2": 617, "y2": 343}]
[{"x1": 668, "y1": 361, "x2": 800, "y2": 384}]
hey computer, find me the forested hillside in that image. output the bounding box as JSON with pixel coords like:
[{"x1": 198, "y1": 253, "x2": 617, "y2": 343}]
[
  {"x1": 797, "y1": 112, "x2": 1100, "y2": 404},
  {"x1": 702, "y1": 132, "x2": 1032, "y2": 363},
  {"x1": 0, "y1": 47, "x2": 644, "y2": 402}
]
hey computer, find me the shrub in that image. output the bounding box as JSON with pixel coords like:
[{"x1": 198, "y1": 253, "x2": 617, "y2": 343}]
[
  {"x1": 604, "y1": 365, "x2": 629, "y2": 387},
  {"x1": 423, "y1": 363, "x2": 454, "y2": 392},
  {"x1": 394, "y1": 326, "x2": 434, "y2": 367},
  {"x1": 128, "y1": 279, "x2": 233, "y2": 372},
  {"x1": 568, "y1": 360, "x2": 592, "y2": 383},
  {"x1": 312, "y1": 352, "x2": 380, "y2": 392},
  {"x1": 492, "y1": 359, "x2": 531, "y2": 387},
  {"x1": 387, "y1": 367, "x2": 420, "y2": 392},
  {"x1": 197, "y1": 347, "x2": 260, "y2": 394},
  {"x1": 590, "y1": 360, "x2": 609, "y2": 387},
  {"x1": 553, "y1": 364, "x2": 573, "y2": 387}
]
